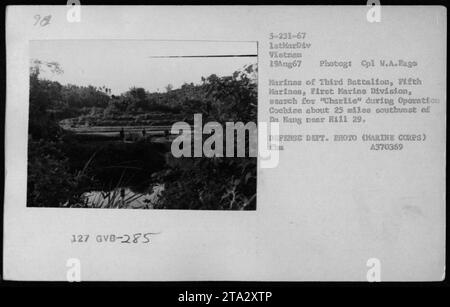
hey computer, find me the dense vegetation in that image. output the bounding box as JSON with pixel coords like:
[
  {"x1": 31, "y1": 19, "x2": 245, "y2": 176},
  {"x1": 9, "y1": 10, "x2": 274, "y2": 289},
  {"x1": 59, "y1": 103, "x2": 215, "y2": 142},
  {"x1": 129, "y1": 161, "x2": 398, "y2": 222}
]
[{"x1": 27, "y1": 59, "x2": 257, "y2": 210}]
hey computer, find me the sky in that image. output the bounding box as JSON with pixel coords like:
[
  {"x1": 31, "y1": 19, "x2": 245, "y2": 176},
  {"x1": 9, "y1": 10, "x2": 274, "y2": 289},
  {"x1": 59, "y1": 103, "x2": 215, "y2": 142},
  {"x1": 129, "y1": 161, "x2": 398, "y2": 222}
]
[{"x1": 30, "y1": 40, "x2": 257, "y2": 95}]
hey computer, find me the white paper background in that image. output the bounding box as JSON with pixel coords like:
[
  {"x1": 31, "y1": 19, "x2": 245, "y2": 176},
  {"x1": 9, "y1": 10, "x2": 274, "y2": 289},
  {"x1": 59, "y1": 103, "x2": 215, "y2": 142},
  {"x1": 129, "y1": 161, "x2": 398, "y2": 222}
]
[{"x1": 4, "y1": 5, "x2": 446, "y2": 281}]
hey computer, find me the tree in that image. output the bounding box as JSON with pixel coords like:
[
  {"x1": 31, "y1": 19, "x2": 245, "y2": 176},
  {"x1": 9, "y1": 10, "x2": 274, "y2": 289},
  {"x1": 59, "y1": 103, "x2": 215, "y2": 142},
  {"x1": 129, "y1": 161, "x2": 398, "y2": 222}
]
[
  {"x1": 127, "y1": 87, "x2": 146, "y2": 101},
  {"x1": 153, "y1": 64, "x2": 258, "y2": 210},
  {"x1": 165, "y1": 84, "x2": 173, "y2": 92}
]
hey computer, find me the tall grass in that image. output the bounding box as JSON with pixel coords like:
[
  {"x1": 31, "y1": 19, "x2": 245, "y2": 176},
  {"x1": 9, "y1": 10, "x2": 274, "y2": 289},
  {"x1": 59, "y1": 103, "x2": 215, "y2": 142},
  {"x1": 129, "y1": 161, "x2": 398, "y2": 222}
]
[{"x1": 79, "y1": 169, "x2": 155, "y2": 209}]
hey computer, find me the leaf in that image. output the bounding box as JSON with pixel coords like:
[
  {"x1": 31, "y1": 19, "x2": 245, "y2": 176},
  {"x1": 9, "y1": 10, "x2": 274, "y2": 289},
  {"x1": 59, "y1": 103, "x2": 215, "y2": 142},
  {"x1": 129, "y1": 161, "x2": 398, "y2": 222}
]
[{"x1": 245, "y1": 172, "x2": 252, "y2": 184}]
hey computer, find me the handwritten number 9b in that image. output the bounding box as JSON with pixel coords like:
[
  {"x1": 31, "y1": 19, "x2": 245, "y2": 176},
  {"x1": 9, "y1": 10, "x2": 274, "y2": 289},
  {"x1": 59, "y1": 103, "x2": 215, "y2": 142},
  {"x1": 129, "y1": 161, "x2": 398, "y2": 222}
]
[{"x1": 34, "y1": 15, "x2": 52, "y2": 27}]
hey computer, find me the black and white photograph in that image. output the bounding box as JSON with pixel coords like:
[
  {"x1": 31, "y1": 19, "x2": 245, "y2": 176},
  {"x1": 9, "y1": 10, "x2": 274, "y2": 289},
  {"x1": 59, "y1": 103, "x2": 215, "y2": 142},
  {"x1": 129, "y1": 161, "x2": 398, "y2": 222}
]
[{"x1": 27, "y1": 40, "x2": 257, "y2": 210}]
